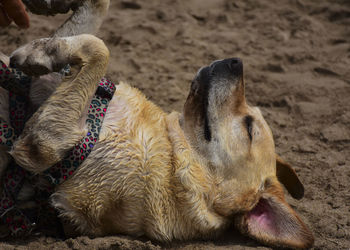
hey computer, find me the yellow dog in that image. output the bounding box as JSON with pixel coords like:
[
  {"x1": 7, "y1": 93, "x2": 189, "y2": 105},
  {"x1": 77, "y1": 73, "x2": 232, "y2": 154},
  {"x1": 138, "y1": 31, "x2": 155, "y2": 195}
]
[{"x1": 7, "y1": 34, "x2": 314, "y2": 249}]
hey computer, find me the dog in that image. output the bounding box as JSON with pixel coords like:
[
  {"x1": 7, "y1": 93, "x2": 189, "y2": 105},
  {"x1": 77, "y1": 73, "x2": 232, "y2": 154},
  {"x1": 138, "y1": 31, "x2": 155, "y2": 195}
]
[{"x1": 5, "y1": 33, "x2": 314, "y2": 249}]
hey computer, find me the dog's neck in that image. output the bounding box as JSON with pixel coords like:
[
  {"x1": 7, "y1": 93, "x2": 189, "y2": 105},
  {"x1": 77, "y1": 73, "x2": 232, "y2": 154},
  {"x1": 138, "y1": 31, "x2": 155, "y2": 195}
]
[{"x1": 166, "y1": 112, "x2": 229, "y2": 237}]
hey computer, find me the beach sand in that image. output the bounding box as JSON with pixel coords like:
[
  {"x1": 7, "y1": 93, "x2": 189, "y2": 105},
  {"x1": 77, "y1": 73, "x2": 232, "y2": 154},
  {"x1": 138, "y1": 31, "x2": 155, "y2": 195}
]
[{"x1": 0, "y1": 0, "x2": 349, "y2": 249}]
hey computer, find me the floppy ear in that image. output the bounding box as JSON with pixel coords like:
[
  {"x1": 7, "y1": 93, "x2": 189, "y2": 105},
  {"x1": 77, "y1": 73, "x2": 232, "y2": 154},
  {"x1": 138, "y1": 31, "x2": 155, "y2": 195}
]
[
  {"x1": 235, "y1": 180, "x2": 314, "y2": 249},
  {"x1": 276, "y1": 154, "x2": 304, "y2": 200}
]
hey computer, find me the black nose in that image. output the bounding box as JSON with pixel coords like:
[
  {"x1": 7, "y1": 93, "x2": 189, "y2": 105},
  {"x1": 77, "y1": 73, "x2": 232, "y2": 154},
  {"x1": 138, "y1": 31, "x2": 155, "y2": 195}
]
[
  {"x1": 194, "y1": 58, "x2": 243, "y2": 88},
  {"x1": 227, "y1": 58, "x2": 242, "y2": 75},
  {"x1": 210, "y1": 58, "x2": 243, "y2": 78}
]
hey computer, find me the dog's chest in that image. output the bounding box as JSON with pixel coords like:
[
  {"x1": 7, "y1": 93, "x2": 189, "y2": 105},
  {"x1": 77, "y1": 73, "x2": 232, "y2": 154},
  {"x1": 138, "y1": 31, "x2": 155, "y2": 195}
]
[{"x1": 53, "y1": 83, "x2": 176, "y2": 231}]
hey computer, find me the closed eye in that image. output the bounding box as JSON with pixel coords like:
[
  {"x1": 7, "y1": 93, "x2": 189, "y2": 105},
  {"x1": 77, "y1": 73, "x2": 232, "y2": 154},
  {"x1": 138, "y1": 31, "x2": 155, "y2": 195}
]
[{"x1": 244, "y1": 115, "x2": 253, "y2": 141}]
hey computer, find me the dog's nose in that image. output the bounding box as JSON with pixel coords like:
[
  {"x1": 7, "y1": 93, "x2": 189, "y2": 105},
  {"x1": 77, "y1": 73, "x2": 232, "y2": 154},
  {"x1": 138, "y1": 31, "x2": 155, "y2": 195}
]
[
  {"x1": 227, "y1": 58, "x2": 242, "y2": 75},
  {"x1": 210, "y1": 57, "x2": 243, "y2": 78},
  {"x1": 194, "y1": 58, "x2": 243, "y2": 87}
]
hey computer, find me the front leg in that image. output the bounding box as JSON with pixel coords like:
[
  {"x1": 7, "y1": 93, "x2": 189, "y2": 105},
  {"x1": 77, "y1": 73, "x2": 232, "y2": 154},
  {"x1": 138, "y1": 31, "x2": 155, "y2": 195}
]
[
  {"x1": 22, "y1": 0, "x2": 110, "y2": 37},
  {"x1": 10, "y1": 34, "x2": 109, "y2": 173}
]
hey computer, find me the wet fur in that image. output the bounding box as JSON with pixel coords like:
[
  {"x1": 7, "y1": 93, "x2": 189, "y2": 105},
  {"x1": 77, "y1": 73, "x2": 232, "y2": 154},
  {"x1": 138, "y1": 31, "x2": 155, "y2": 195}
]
[{"x1": 8, "y1": 35, "x2": 314, "y2": 248}]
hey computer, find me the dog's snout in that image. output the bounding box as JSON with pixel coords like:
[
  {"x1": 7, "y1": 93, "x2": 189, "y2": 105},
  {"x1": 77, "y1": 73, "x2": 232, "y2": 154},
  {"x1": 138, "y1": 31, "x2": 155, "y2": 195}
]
[
  {"x1": 208, "y1": 57, "x2": 243, "y2": 80},
  {"x1": 227, "y1": 58, "x2": 242, "y2": 75},
  {"x1": 193, "y1": 58, "x2": 244, "y2": 90}
]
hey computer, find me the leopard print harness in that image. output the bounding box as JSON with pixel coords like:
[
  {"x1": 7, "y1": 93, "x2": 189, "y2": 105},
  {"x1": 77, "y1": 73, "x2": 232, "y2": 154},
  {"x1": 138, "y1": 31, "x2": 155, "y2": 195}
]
[{"x1": 0, "y1": 61, "x2": 116, "y2": 236}]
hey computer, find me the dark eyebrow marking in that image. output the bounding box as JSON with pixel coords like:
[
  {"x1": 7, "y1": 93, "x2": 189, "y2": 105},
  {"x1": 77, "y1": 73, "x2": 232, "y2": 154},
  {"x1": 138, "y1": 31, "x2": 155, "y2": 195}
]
[
  {"x1": 244, "y1": 115, "x2": 253, "y2": 141},
  {"x1": 200, "y1": 67, "x2": 212, "y2": 142},
  {"x1": 204, "y1": 112, "x2": 211, "y2": 141}
]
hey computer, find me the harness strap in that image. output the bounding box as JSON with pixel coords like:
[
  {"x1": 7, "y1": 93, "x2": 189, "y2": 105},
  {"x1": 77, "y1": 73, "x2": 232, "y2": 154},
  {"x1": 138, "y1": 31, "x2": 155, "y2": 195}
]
[
  {"x1": 0, "y1": 60, "x2": 116, "y2": 236},
  {"x1": 0, "y1": 62, "x2": 31, "y2": 97},
  {"x1": 0, "y1": 118, "x2": 17, "y2": 147},
  {"x1": 44, "y1": 78, "x2": 116, "y2": 185},
  {"x1": 1, "y1": 164, "x2": 32, "y2": 234}
]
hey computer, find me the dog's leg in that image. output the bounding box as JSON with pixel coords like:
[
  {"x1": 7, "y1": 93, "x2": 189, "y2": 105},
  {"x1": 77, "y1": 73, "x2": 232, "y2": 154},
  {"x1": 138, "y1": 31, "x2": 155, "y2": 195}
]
[
  {"x1": 54, "y1": 0, "x2": 110, "y2": 37},
  {"x1": 0, "y1": 52, "x2": 9, "y2": 66},
  {"x1": 21, "y1": 0, "x2": 110, "y2": 107},
  {"x1": 22, "y1": 0, "x2": 110, "y2": 37},
  {"x1": 9, "y1": 34, "x2": 109, "y2": 173}
]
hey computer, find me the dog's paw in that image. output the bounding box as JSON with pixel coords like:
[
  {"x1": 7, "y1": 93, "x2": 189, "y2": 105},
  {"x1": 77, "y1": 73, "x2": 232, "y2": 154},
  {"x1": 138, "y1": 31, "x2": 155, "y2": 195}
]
[
  {"x1": 10, "y1": 38, "x2": 66, "y2": 77},
  {"x1": 22, "y1": 0, "x2": 81, "y2": 16}
]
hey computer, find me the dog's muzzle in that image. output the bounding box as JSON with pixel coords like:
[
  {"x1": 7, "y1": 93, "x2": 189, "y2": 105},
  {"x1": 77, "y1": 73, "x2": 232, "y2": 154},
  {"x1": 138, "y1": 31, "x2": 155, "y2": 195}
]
[{"x1": 195, "y1": 58, "x2": 243, "y2": 86}]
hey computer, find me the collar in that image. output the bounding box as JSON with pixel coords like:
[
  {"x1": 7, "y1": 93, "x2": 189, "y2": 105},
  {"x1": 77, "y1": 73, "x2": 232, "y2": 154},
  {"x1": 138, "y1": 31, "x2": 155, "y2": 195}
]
[{"x1": 44, "y1": 77, "x2": 116, "y2": 185}]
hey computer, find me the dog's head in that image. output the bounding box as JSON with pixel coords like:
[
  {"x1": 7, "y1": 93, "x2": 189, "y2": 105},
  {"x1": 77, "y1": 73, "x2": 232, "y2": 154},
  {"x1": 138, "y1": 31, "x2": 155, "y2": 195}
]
[{"x1": 182, "y1": 58, "x2": 313, "y2": 249}]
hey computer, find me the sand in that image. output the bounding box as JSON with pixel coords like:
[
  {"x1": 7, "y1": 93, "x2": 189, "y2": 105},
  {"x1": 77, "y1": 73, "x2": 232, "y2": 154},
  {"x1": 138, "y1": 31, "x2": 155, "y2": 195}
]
[{"x1": 0, "y1": 0, "x2": 349, "y2": 249}]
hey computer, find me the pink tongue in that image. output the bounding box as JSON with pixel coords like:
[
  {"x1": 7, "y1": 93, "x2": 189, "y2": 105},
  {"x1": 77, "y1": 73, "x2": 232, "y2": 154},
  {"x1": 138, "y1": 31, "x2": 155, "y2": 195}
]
[{"x1": 247, "y1": 198, "x2": 278, "y2": 235}]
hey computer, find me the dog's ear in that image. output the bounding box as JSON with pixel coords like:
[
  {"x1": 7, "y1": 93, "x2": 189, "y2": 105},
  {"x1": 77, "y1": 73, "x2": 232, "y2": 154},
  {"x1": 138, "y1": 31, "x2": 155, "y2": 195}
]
[
  {"x1": 236, "y1": 179, "x2": 314, "y2": 249},
  {"x1": 276, "y1": 154, "x2": 304, "y2": 200}
]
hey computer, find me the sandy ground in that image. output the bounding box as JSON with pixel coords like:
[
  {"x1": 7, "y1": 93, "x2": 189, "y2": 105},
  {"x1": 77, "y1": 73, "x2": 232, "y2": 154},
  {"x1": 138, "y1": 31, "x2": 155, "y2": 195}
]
[{"x1": 0, "y1": 0, "x2": 349, "y2": 249}]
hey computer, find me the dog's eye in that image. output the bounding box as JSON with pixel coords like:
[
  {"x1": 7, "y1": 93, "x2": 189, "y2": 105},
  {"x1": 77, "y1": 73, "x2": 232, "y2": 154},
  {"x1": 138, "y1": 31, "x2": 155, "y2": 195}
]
[{"x1": 244, "y1": 115, "x2": 253, "y2": 141}]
